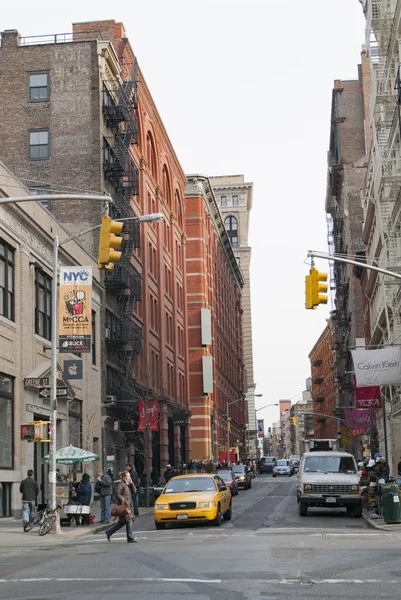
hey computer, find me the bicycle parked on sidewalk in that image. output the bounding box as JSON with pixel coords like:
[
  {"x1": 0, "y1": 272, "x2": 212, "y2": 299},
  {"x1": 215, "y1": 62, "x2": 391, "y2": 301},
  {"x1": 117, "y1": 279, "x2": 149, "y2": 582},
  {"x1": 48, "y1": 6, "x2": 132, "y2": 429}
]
[{"x1": 23, "y1": 498, "x2": 61, "y2": 536}]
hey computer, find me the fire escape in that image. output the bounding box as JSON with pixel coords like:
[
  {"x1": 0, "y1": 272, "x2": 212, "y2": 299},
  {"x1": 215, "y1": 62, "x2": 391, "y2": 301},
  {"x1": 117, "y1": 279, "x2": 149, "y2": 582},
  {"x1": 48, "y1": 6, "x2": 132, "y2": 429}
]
[
  {"x1": 102, "y1": 61, "x2": 143, "y2": 419},
  {"x1": 326, "y1": 92, "x2": 353, "y2": 420}
]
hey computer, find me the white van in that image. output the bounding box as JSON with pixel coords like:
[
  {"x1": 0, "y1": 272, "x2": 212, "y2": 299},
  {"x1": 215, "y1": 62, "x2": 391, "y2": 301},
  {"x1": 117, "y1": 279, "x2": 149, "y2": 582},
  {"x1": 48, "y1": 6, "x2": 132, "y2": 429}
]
[{"x1": 297, "y1": 451, "x2": 362, "y2": 517}]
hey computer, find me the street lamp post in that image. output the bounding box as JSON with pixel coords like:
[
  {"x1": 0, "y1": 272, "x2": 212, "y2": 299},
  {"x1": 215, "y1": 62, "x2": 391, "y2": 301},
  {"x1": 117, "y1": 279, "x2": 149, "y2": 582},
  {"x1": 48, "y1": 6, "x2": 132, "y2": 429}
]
[
  {"x1": 254, "y1": 403, "x2": 278, "y2": 458},
  {"x1": 227, "y1": 393, "x2": 263, "y2": 466},
  {"x1": 51, "y1": 211, "x2": 163, "y2": 517},
  {"x1": 1, "y1": 191, "x2": 163, "y2": 526}
]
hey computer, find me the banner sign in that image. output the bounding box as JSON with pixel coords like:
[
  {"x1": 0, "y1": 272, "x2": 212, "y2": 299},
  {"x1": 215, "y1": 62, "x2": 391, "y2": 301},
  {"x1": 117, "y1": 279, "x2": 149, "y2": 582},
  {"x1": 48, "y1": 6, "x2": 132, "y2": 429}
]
[
  {"x1": 59, "y1": 267, "x2": 92, "y2": 353},
  {"x1": 354, "y1": 376, "x2": 381, "y2": 409},
  {"x1": 344, "y1": 409, "x2": 373, "y2": 429},
  {"x1": 138, "y1": 400, "x2": 159, "y2": 432},
  {"x1": 63, "y1": 360, "x2": 83, "y2": 380},
  {"x1": 352, "y1": 428, "x2": 368, "y2": 436},
  {"x1": 340, "y1": 427, "x2": 352, "y2": 446},
  {"x1": 352, "y1": 347, "x2": 401, "y2": 387},
  {"x1": 257, "y1": 419, "x2": 264, "y2": 438},
  {"x1": 172, "y1": 410, "x2": 186, "y2": 426}
]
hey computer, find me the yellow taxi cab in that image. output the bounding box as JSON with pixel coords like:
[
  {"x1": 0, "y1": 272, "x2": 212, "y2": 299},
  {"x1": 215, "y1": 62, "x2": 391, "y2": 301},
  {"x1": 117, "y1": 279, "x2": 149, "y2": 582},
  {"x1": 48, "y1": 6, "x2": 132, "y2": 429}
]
[{"x1": 154, "y1": 473, "x2": 232, "y2": 529}]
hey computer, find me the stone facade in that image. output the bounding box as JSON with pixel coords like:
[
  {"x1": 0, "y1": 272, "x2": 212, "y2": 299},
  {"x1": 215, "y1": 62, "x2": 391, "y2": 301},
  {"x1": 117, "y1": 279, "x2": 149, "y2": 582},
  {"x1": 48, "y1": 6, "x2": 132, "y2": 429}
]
[
  {"x1": 359, "y1": 2, "x2": 401, "y2": 471},
  {"x1": 0, "y1": 162, "x2": 102, "y2": 516},
  {"x1": 185, "y1": 175, "x2": 245, "y2": 462},
  {"x1": 209, "y1": 175, "x2": 257, "y2": 457}
]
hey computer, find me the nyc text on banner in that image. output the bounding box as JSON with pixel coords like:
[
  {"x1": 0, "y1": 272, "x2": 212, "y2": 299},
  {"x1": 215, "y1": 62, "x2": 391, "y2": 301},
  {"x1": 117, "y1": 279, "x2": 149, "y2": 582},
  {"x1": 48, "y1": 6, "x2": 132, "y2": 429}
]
[
  {"x1": 351, "y1": 346, "x2": 401, "y2": 387},
  {"x1": 59, "y1": 267, "x2": 92, "y2": 353}
]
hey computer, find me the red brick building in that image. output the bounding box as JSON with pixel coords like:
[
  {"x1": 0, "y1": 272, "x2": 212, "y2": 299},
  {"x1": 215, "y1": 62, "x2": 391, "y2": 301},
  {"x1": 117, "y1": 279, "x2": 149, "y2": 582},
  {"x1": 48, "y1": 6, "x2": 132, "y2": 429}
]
[
  {"x1": 0, "y1": 21, "x2": 189, "y2": 474},
  {"x1": 309, "y1": 322, "x2": 336, "y2": 439},
  {"x1": 185, "y1": 175, "x2": 245, "y2": 462}
]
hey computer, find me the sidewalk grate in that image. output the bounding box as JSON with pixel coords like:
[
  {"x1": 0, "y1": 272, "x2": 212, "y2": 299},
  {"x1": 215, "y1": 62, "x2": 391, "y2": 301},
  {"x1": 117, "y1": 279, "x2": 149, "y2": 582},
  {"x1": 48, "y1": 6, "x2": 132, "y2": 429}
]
[{"x1": 344, "y1": 525, "x2": 365, "y2": 528}]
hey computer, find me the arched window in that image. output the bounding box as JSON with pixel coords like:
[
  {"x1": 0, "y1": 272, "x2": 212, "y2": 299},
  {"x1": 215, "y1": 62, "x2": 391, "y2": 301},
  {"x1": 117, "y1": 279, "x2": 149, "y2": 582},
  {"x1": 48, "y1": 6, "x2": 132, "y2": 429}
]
[
  {"x1": 175, "y1": 190, "x2": 183, "y2": 228},
  {"x1": 162, "y1": 165, "x2": 171, "y2": 207},
  {"x1": 224, "y1": 216, "x2": 238, "y2": 248},
  {"x1": 146, "y1": 132, "x2": 157, "y2": 179}
]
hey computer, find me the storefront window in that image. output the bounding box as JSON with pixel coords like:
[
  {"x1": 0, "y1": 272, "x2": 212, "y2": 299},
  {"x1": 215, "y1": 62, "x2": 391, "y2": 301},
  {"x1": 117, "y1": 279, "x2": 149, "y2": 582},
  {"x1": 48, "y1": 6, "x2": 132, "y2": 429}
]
[{"x1": 0, "y1": 374, "x2": 13, "y2": 468}]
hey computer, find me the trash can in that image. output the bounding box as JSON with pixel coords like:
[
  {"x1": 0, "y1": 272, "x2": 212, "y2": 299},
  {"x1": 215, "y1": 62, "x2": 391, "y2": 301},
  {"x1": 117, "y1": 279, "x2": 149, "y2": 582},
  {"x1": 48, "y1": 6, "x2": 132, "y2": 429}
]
[{"x1": 382, "y1": 484, "x2": 401, "y2": 524}]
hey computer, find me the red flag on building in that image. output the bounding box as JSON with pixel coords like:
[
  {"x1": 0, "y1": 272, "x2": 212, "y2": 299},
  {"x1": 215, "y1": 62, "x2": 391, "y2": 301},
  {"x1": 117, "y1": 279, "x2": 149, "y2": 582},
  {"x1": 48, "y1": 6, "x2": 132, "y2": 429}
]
[
  {"x1": 138, "y1": 400, "x2": 159, "y2": 431},
  {"x1": 354, "y1": 376, "x2": 381, "y2": 409}
]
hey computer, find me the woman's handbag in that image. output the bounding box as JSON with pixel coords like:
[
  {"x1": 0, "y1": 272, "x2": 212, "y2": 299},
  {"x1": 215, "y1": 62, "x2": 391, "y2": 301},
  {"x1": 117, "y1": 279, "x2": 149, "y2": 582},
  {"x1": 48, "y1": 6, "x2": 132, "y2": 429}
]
[{"x1": 111, "y1": 504, "x2": 133, "y2": 519}]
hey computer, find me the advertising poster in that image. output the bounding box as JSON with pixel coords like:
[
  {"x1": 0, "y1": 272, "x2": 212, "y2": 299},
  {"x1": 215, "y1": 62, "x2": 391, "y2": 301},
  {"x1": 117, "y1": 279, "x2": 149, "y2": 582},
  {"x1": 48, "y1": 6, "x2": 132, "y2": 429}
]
[
  {"x1": 257, "y1": 419, "x2": 264, "y2": 438},
  {"x1": 59, "y1": 267, "x2": 92, "y2": 353},
  {"x1": 352, "y1": 347, "x2": 401, "y2": 387},
  {"x1": 138, "y1": 400, "x2": 159, "y2": 432}
]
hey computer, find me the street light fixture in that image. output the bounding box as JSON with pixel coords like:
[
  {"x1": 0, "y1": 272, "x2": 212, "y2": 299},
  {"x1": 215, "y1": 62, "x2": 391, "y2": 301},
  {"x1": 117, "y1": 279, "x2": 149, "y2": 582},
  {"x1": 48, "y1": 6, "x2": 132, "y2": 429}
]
[
  {"x1": 255, "y1": 403, "x2": 279, "y2": 412},
  {"x1": 226, "y1": 392, "x2": 263, "y2": 467}
]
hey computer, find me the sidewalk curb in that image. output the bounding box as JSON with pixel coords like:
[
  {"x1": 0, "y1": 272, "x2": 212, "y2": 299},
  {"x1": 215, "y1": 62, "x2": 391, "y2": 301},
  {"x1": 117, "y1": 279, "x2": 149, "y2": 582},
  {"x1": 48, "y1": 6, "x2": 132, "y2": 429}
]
[{"x1": 362, "y1": 513, "x2": 401, "y2": 531}]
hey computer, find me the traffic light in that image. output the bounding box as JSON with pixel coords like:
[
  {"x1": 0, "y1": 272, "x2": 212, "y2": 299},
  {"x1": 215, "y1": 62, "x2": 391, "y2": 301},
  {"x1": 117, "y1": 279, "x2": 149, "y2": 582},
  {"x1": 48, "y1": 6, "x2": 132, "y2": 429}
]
[
  {"x1": 290, "y1": 416, "x2": 296, "y2": 427},
  {"x1": 98, "y1": 215, "x2": 124, "y2": 270},
  {"x1": 305, "y1": 267, "x2": 328, "y2": 309},
  {"x1": 21, "y1": 421, "x2": 50, "y2": 442}
]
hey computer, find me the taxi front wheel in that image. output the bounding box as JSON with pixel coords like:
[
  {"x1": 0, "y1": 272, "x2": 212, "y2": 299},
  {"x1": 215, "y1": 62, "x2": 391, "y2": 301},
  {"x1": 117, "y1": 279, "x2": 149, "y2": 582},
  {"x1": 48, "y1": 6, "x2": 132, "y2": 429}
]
[
  {"x1": 212, "y1": 505, "x2": 221, "y2": 526},
  {"x1": 223, "y1": 504, "x2": 232, "y2": 521}
]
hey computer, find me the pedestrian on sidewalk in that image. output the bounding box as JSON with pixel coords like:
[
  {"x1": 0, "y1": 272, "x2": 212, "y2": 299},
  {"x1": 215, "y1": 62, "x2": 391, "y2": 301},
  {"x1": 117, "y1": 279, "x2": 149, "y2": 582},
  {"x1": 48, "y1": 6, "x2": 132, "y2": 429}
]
[
  {"x1": 105, "y1": 471, "x2": 137, "y2": 543},
  {"x1": 164, "y1": 464, "x2": 174, "y2": 482},
  {"x1": 126, "y1": 464, "x2": 140, "y2": 516},
  {"x1": 95, "y1": 469, "x2": 112, "y2": 523},
  {"x1": 20, "y1": 470, "x2": 39, "y2": 528},
  {"x1": 76, "y1": 473, "x2": 92, "y2": 525}
]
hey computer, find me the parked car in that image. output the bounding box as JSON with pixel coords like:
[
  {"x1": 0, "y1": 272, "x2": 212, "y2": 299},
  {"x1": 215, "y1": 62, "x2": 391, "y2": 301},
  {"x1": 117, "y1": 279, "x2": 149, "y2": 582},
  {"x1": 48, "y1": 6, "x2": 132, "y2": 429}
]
[
  {"x1": 154, "y1": 474, "x2": 232, "y2": 529},
  {"x1": 259, "y1": 457, "x2": 276, "y2": 474},
  {"x1": 231, "y1": 464, "x2": 252, "y2": 489},
  {"x1": 289, "y1": 455, "x2": 300, "y2": 471},
  {"x1": 272, "y1": 459, "x2": 294, "y2": 477},
  {"x1": 296, "y1": 451, "x2": 362, "y2": 518},
  {"x1": 216, "y1": 470, "x2": 238, "y2": 496}
]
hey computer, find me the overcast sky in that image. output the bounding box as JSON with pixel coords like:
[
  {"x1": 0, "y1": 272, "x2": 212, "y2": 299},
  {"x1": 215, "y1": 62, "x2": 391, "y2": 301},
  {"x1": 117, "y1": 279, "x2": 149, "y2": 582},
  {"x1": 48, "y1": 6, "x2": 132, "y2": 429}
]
[{"x1": 3, "y1": 0, "x2": 366, "y2": 431}]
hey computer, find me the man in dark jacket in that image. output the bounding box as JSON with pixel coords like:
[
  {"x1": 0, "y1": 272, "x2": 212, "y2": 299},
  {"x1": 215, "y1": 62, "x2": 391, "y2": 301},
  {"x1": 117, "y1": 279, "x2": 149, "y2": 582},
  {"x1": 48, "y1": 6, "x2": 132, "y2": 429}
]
[
  {"x1": 95, "y1": 470, "x2": 112, "y2": 523},
  {"x1": 164, "y1": 464, "x2": 174, "y2": 482},
  {"x1": 20, "y1": 470, "x2": 39, "y2": 527},
  {"x1": 76, "y1": 473, "x2": 92, "y2": 525}
]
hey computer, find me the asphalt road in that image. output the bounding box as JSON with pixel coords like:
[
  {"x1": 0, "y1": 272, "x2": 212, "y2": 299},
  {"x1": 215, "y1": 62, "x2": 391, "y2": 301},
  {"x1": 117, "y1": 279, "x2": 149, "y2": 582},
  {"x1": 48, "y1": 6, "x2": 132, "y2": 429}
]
[{"x1": 1, "y1": 474, "x2": 401, "y2": 600}]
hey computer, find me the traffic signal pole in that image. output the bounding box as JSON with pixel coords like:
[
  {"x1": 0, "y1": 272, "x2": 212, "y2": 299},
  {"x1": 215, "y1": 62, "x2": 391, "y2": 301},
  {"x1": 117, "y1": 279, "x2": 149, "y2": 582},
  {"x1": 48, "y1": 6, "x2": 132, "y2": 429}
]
[
  {"x1": 308, "y1": 251, "x2": 401, "y2": 281},
  {"x1": 307, "y1": 250, "x2": 398, "y2": 464}
]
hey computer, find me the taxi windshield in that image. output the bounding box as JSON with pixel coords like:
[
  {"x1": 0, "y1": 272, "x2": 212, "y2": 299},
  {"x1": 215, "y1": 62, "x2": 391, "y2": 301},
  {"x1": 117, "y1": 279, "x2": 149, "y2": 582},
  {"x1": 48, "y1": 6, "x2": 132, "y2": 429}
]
[
  {"x1": 303, "y1": 456, "x2": 356, "y2": 474},
  {"x1": 164, "y1": 477, "x2": 216, "y2": 494}
]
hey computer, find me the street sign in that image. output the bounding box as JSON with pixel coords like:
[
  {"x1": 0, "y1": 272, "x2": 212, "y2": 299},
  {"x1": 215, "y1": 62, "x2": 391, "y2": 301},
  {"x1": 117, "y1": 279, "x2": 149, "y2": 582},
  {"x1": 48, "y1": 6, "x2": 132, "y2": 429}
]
[
  {"x1": 24, "y1": 373, "x2": 63, "y2": 387},
  {"x1": 38, "y1": 387, "x2": 69, "y2": 399},
  {"x1": 24, "y1": 377, "x2": 49, "y2": 387}
]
